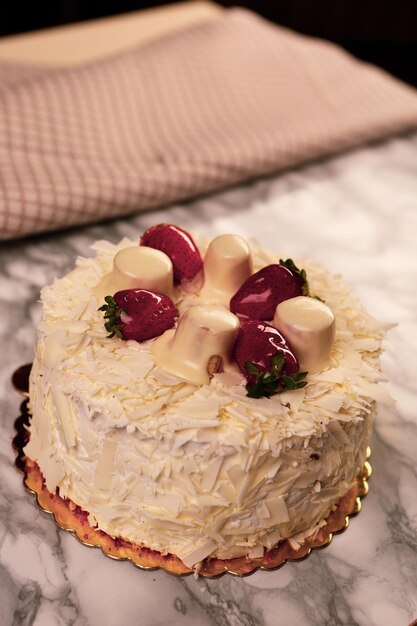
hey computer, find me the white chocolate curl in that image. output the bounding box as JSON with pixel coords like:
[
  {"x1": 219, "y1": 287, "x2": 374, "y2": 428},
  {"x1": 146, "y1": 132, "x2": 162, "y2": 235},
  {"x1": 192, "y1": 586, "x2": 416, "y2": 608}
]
[
  {"x1": 273, "y1": 296, "x2": 335, "y2": 374},
  {"x1": 200, "y1": 234, "x2": 253, "y2": 304},
  {"x1": 94, "y1": 246, "x2": 174, "y2": 300},
  {"x1": 152, "y1": 305, "x2": 240, "y2": 385}
]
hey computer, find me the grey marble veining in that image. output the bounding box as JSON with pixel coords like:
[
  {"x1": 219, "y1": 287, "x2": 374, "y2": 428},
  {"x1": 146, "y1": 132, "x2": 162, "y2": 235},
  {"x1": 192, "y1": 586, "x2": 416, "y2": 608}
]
[{"x1": 1, "y1": 132, "x2": 417, "y2": 626}]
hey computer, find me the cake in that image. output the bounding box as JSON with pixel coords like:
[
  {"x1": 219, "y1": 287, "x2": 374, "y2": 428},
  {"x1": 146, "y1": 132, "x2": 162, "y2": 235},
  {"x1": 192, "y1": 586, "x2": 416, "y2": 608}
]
[{"x1": 24, "y1": 224, "x2": 391, "y2": 572}]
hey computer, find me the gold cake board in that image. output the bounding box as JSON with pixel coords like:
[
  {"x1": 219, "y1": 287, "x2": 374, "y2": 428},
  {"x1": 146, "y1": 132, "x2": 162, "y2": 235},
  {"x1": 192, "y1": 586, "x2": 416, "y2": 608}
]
[{"x1": 12, "y1": 364, "x2": 371, "y2": 578}]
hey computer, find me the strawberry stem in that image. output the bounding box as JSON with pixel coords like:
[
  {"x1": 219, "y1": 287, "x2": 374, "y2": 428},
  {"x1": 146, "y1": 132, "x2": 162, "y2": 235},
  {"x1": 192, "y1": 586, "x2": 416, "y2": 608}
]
[
  {"x1": 279, "y1": 258, "x2": 325, "y2": 302},
  {"x1": 279, "y1": 258, "x2": 310, "y2": 296},
  {"x1": 98, "y1": 295, "x2": 126, "y2": 339},
  {"x1": 244, "y1": 351, "x2": 308, "y2": 399}
]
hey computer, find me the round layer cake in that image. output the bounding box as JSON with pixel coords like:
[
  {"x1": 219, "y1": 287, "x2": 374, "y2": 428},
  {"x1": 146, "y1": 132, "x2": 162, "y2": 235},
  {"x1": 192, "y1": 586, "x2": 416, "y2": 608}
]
[{"x1": 24, "y1": 226, "x2": 390, "y2": 570}]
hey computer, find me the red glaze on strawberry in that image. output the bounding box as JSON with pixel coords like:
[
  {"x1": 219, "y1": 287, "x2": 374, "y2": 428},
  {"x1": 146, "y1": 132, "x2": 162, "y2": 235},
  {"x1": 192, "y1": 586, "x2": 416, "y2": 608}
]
[
  {"x1": 140, "y1": 224, "x2": 204, "y2": 292},
  {"x1": 99, "y1": 289, "x2": 178, "y2": 342},
  {"x1": 233, "y1": 320, "x2": 299, "y2": 384},
  {"x1": 230, "y1": 263, "x2": 306, "y2": 321}
]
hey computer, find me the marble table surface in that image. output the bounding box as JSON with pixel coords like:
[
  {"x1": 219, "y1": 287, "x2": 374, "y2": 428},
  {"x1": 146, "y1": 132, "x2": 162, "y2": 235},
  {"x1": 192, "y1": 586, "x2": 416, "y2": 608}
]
[{"x1": 1, "y1": 132, "x2": 417, "y2": 626}]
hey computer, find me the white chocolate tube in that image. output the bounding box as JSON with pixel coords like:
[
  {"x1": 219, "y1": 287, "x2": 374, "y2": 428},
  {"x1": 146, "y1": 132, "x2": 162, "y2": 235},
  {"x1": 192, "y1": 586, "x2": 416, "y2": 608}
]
[
  {"x1": 273, "y1": 296, "x2": 335, "y2": 374},
  {"x1": 200, "y1": 234, "x2": 253, "y2": 304},
  {"x1": 94, "y1": 246, "x2": 174, "y2": 300},
  {"x1": 152, "y1": 305, "x2": 240, "y2": 385}
]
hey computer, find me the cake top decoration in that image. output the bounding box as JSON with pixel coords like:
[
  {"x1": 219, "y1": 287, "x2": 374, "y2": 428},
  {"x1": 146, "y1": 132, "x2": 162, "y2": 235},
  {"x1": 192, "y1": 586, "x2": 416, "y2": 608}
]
[
  {"x1": 140, "y1": 223, "x2": 204, "y2": 292},
  {"x1": 94, "y1": 245, "x2": 175, "y2": 301},
  {"x1": 96, "y1": 223, "x2": 337, "y2": 398},
  {"x1": 98, "y1": 289, "x2": 178, "y2": 342}
]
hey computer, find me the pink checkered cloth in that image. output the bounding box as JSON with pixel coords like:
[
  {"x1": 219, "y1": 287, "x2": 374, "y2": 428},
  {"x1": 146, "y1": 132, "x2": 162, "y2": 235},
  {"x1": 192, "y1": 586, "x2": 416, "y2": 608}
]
[{"x1": 2, "y1": 9, "x2": 417, "y2": 240}]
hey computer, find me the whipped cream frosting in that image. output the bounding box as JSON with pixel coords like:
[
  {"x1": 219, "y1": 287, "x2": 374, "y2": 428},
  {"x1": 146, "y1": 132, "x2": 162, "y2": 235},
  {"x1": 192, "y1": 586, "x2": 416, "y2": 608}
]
[{"x1": 25, "y1": 235, "x2": 392, "y2": 568}]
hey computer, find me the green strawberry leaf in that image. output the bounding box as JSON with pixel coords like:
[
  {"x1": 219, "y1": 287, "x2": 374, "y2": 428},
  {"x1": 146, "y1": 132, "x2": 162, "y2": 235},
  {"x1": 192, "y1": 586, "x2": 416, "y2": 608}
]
[
  {"x1": 270, "y1": 351, "x2": 286, "y2": 377},
  {"x1": 279, "y1": 258, "x2": 310, "y2": 296},
  {"x1": 98, "y1": 295, "x2": 125, "y2": 339},
  {"x1": 244, "y1": 361, "x2": 262, "y2": 377},
  {"x1": 279, "y1": 258, "x2": 325, "y2": 302},
  {"x1": 245, "y1": 350, "x2": 308, "y2": 399}
]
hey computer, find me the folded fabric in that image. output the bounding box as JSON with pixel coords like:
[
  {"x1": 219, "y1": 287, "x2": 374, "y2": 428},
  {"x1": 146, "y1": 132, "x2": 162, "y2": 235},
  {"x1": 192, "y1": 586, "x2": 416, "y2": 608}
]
[{"x1": 1, "y1": 9, "x2": 417, "y2": 240}]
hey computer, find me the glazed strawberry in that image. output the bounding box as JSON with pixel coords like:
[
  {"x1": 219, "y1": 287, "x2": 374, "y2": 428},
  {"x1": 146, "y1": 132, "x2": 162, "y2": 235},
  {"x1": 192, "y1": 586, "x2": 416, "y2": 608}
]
[
  {"x1": 99, "y1": 289, "x2": 178, "y2": 342},
  {"x1": 140, "y1": 224, "x2": 204, "y2": 292},
  {"x1": 234, "y1": 320, "x2": 299, "y2": 379},
  {"x1": 230, "y1": 260, "x2": 309, "y2": 321},
  {"x1": 233, "y1": 320, "x2": 307, "y2": 398}
]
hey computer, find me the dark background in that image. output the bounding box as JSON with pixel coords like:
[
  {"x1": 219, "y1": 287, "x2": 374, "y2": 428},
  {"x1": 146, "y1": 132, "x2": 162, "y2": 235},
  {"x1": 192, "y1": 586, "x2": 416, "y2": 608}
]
[{"x1": 1, "y1": 0, "x2": 417, "y2": 87}]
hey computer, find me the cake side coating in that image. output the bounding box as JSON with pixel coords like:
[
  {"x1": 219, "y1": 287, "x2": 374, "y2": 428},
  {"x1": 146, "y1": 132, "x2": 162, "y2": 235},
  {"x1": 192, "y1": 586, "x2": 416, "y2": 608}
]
[{"x1": 25, "y1": 236, "x2": 391, "y2": 567}]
